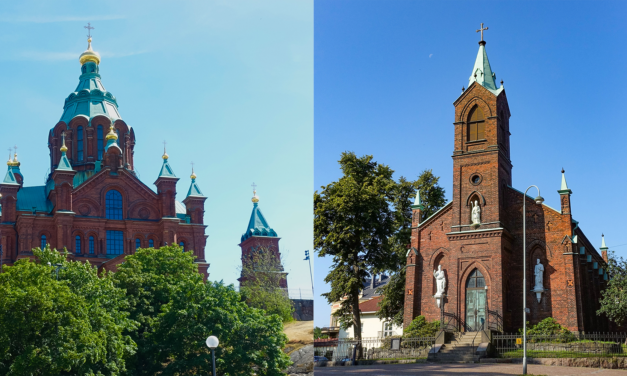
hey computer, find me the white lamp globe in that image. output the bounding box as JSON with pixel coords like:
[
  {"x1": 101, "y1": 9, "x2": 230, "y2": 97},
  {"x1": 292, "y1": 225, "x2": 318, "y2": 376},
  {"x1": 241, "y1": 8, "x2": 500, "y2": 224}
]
[{"x1": 206, "y1": 335, "x2": 219, "y2": 349}]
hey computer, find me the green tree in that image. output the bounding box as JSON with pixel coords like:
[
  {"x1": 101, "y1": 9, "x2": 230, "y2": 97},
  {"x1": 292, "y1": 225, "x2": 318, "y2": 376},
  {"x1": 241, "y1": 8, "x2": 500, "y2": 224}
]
[
  {"x1": 239, "y1": 245, "x2": 294, "y2": 323},
  {"x1": 598, "y1": 251, "x2": 627, "y2": 325},
  {"x1": 313, "y1": 327, "x2": 328, "y2": 340},
  {"x1": 113, "y1": 245, "x2": 291, "y2": 376},
  {"x1": 377, "y1": 170, "x2": 446, "y2": 326},
  {"x1": 0, "y1": 246, "x2": 136, "y2": 376},
  {"x1": 314, "y1": 152, "x2": 396, "y2": 343}
]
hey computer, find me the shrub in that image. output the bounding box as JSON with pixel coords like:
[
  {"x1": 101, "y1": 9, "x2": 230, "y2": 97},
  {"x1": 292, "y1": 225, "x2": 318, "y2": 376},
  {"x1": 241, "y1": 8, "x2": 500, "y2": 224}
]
[
  {"x1": 403, "y1": 315, "x2": 439, "y2": 338},
  {"x1": 520, "y1": 317, "x2": 576, "y2": 343}
]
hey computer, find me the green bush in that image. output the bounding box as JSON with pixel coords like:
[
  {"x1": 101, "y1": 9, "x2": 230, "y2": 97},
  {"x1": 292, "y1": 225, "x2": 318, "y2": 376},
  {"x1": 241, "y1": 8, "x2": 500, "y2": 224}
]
[
  {"x1": 403, "y1": 315, "x2": 439, "y2": 338},
  {"x1": 520, "y1": 317, "x2": 576, "y2": 343}
]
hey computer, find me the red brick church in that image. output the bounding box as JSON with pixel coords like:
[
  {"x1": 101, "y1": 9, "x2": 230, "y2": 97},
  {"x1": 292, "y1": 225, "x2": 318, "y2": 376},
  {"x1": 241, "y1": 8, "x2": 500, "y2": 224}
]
[
  {"x1": 0, "y1": 37, "x2": 209, "y2": 276},
  {"x1": 404, "y1": 34, "x2": 609, "y2": 333}
]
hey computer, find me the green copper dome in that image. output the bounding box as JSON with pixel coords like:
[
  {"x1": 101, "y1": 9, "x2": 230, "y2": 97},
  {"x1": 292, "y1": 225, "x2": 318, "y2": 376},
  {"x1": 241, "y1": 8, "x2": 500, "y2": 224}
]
[
  {"x1": 241, "y1": 200, "x2": 278, "y2": 242},
  {"x1": 58, "y1": 39, "x2": 122, "y2": 125}
]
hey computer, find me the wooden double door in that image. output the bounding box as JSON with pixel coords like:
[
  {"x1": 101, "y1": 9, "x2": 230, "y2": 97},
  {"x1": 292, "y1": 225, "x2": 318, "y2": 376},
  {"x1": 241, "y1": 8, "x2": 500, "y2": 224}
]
[{"x1": 465, "y1": 269, "x2": 486, "y2": 331}]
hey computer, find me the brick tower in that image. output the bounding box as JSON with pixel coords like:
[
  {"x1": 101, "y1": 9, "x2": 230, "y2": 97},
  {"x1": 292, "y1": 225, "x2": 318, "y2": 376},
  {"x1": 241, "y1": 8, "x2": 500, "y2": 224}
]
[{"x1": 238, "y1": 189, "x2": 288, "y2": 289}]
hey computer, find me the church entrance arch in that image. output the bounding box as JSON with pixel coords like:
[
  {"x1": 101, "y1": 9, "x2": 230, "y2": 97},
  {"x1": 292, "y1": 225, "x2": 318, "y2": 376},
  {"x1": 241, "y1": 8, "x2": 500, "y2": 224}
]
[{"x1": 465, "y1": 268, "x2": 486, "y2": 331}]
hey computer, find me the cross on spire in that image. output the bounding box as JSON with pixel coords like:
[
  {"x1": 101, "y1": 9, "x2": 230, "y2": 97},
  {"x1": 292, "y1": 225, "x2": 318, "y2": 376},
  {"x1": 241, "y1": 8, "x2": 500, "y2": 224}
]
[
  {"x1": 251, "y1": 182, "x2": 257, "y2": 192},
  {"x1": 476, "y1": 23, "x2": 488, "y2": 41},
  {"x1": 163, "y1": 140, "x2": 167, "y2": 153},
  {"x1": 190, "y1": 161, "x2": 195, "y2": 172},
  {"x1": 84, "y1": 23, "x2": 94, "y2": 38}
]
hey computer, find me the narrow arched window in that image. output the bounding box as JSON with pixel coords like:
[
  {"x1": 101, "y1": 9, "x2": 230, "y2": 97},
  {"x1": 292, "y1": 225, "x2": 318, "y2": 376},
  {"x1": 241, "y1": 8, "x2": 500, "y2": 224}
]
[
  {"x1": 467, "y1": 106, "x2": 485, "y2": 142},
  {"x1": 466, "y1": 268, "x2": 485, "y2": 288},
  {"x1": 135, "y1": 238, "x2": 141, "y2": 250},
  {"x1": 179, "y1": 241, "x2": 185, "y2": 251},
  {"x1": 149, "y1": 239, "x2": 154, "y2": 248},
  {"x1": 75, "y1": 235, "x2": 81, "y2": 254},
  {"x1": 41, "y1": 235, "x2": 47, "y2": 249},
  {"x1": 77, "y1": 126, "x2": 84, "y2": 161},
  {"x1": 97, "y1": 125, "x2": 104, "y2": 160},
  {"x1": 89, "y1": 236, "x2": 95, "y2": 254},
  {"x1": 105, "y1": 190, "x2": 123, "y2": 220}
]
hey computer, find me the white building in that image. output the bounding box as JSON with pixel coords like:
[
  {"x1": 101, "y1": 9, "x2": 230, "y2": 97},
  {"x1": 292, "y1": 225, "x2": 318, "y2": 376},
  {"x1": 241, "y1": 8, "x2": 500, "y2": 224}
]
[{"x1": 323, "y1": 274, "x2": 403, "y2": 339}]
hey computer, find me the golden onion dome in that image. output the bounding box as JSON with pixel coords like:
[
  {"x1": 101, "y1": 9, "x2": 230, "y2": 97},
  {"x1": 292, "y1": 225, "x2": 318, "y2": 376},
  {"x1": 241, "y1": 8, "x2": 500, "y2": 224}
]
[
  {"x1": 105, "y1": 125, "x2": 118, "y2": 141},
  {"x1": 162, "y1": 152, "x2": 169, "y2": 160},
  {"x1": 190, "y1": 169, "x2": 197, "y2": 180},
  {"x1": 60, "y1": 133, "x2": 68, "y2": 153},
  {"x1": 12, "y1": 153, "x2": 20, "y2": 167},
  {"x1": 79, "y1": 37, "x2": 101, "y2": 66},
  {"x1": 251, "y1": 190, "x2": 259, "y2": 203}
]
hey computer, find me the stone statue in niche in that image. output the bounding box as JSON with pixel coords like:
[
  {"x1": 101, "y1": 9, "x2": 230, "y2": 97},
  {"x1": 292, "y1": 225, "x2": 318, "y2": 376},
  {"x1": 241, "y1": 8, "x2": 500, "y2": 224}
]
[
  {"x1": 433, "y1": 265, "x2": 446, "y2": 308},
  {"x1": 533, "y1": 259, "x2": 545, "y2": 302},
  {"x1": 471, "y1": 200, "x2": 481, "y2": 226}
]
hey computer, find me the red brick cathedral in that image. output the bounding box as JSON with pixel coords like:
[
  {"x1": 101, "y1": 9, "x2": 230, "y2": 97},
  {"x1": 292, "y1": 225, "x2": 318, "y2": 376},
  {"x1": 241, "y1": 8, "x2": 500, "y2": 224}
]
[
  {"x1": 404, "y1": 36, "x2": 609, "y2": 333},
  {"x1": 0, "y1": 37, "x2": 209, "y2": 275}
]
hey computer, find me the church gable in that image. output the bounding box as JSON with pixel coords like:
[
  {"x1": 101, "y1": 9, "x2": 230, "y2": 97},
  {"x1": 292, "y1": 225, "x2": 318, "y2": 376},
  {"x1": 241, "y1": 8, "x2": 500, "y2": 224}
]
[{"x1": 72, "y1": 167, "x2": 161, "y2": 220}]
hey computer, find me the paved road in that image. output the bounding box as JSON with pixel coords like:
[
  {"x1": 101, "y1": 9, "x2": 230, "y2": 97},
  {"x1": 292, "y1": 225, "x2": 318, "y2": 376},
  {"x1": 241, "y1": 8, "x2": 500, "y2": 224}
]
[{"x1": 314, "y1": 362, "x2": 627, "y2": 375}]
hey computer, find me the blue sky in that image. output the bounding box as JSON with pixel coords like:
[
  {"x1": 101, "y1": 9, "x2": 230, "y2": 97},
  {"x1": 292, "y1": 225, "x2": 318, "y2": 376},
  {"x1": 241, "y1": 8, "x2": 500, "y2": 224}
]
[
  {"x1": 0, "y1": 0, "x2": 313, "y2": 293},
  {"x1": 314, "y1": 0, "x2": 627, "y2": 328}
]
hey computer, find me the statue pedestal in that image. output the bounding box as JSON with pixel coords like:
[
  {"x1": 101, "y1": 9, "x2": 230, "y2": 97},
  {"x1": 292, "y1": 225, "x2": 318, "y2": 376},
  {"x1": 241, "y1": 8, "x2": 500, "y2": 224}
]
[
  {"x1": 532, "y1": 287, "x2": 543, "y2": 302},
  {"x1": 434, "y1": 293, "x2": 445, "y2": 308},
  {"x1": 471, "y1": 222, "x2": 480, "y2": 229}
]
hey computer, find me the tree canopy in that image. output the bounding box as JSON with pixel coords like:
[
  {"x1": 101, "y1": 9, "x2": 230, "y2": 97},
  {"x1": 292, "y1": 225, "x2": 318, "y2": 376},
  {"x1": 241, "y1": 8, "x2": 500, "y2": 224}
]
[
  {"x1": 598, "y1": 251, "x2": 627, "y2": 325},
  {"x1": 314, "y1": 152, "x2": 397, "y2": 341}
]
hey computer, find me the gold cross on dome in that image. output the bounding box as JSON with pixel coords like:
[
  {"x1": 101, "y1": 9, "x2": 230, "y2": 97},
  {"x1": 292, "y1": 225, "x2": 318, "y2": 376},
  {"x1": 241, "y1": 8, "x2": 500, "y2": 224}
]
[
  {"x1": 84, "y1": 23, "x2": 94, "y2": 38},
  {"x1": 476, "y1": 23, "x2": 489, "y2": 41}
]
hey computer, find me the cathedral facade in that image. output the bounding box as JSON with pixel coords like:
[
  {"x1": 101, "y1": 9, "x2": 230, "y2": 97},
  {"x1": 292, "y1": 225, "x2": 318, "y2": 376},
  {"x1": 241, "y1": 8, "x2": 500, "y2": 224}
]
[
  {"x1": 404, "y1": 37, "x2": 609, "y2": 333},
  {"x1": 0, "y1": 37, "x2": 209, "y2": 276}
]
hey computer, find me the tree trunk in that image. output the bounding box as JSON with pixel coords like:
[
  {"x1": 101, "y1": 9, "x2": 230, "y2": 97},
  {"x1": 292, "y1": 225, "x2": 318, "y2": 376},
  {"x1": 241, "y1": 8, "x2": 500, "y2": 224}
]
[{"x1": 352, "y1": 264, "x2": 363, "y2": 359}]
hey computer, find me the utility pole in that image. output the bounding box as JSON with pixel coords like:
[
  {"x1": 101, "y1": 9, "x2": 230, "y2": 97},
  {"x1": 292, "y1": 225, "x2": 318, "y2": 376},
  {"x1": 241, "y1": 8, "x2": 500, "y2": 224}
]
[{"x1": 304, "y1": 250, "x2": 313, "y2": 295}]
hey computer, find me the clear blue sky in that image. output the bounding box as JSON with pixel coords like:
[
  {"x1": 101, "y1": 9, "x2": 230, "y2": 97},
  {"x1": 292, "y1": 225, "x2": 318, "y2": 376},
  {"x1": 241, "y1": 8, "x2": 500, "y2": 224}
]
[
  {"x1": 314, "y1": 0, "x2": 627, "y2": 328},
  {"x1": 0, "y1": 1, "x2": 313, "y2": 292}
]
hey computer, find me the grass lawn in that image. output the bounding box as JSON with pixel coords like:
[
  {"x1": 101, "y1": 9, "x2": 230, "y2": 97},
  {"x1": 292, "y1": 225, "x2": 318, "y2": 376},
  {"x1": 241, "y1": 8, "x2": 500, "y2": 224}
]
[{"x1": 501, "y1": 349, "x2": 627, "y2": 358}]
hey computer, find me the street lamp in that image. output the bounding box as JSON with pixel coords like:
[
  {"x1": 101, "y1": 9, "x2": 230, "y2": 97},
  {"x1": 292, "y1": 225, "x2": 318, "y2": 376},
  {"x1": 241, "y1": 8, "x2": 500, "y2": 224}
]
[
  {"x1": 522, "y1": 185, "x2": 544, "y2": 375},
  {"x1": 304, "y1": 250, "x2": 313, "y2": 294},
  {"x1": 206, "y1": 335, "x2": 219, "y2": 376}
]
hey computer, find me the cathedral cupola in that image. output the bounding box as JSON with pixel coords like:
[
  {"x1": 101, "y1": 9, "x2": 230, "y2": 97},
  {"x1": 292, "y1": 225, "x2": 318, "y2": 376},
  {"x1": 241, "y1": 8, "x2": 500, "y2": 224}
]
[
  {"x1": 155, "y1": 146, "x2": 179, "y2": 218},
  {"x1": 241, "y1": 189, "x2": 278, "y2": 242},
  {"x1": 182, "y1": 167, "x2": 206, "y2": 224}
]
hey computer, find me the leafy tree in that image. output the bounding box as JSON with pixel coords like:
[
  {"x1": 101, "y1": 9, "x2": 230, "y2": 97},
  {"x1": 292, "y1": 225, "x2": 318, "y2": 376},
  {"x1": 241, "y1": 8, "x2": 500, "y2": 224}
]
[
  {"x1": 0, "y1": 246, "x2": 136, "y2": 376},
  {"x1": 314, "y1": 152, "x2": 396, "y2": 344},
  {"x1": 313, "y1": 327, "x2": 328, "y2": 340},
  {"x1": 377, "y1": 170, "x2": 446, "y2": 326},
  {"x1": 521, "y1": 317, "x2": 576, "y2": 343},
  {"x1": 598, "y1": 251, "x2": 627, "y2": 325},
  {"x1": 403, "y1": 315, "x2": 440, "y2": 338},
  {"x1": 238, "y1": 245, "x2": 294, "y2": 323},
  {"x1": 113, "y1": 246, "x2": 291, "y2": 376}
]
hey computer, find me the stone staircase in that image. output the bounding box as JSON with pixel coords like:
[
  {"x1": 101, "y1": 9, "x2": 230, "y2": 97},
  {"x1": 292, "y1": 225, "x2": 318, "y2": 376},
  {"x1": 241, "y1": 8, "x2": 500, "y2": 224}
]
[{"x1": 429, "y1": 332, "x2": 482, "y2": 363}]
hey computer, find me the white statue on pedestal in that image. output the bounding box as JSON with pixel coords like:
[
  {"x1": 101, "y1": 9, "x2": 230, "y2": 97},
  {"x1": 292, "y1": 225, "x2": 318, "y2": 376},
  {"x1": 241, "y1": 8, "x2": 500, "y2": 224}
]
[
  {"x1": 533, "y1": 259, "x2": 545, "y2": 302},
  {"x1": 471, "y1": 200, "x2": 481, "y2": 226},
  {"x1": 433, "y1": 265, "x2": 446, "y2": 308}
]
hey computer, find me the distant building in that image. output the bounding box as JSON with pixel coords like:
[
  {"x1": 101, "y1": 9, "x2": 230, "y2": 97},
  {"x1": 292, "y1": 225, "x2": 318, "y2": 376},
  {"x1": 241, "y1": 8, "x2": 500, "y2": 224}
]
[
  {"x1": 323, "y1": 274, "x2": 402, "y2": 339},
  {"x1": 238, "y1": 189, "x2": 288, "y2": 289},
  {"x1": 0, "y1": 36, "x2": 208, "y2": 276}
]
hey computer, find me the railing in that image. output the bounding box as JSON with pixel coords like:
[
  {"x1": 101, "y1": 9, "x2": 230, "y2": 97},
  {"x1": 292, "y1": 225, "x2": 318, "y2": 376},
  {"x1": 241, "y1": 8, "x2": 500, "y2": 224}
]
[
  {"x1": 441, "y1": 312, "x2": 463, "y2": 332},
  {"x1": 493, "y1": 332, "x2": 627, "y2": 358},
  {"x1": 486, "y1": 309, "x2": 503, "y2": 332},
  {"x1": 313, "y1": 336, "x2": 435, "y2": 362},
  {"x1": 470, "y1": 321, "x2": 485, "y2": 357}
]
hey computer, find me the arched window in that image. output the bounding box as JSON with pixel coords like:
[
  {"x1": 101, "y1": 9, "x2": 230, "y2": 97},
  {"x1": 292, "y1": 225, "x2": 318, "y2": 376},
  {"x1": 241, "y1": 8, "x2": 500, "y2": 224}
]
[
  {"x1": 97, "y1": 125, "x2": 104, "y2": 160},
  {"x1": 467, "y1": 106, "x2": 485, "y2": 142},
  {"x1": 179, "y1": 241, "x2": 185, "y2": 251},
  {"x1": 466, "y1": 268, "x2": 485, "y2": 288},
  {"x1": 75, "y1": 235, "x2": 81, "y2": 254},
  {"x1": 106, "y1": 190, "x2": 123, "y2": 220},
  {"x1": 149, "y1": 239, "x2": 154, "y2": 248},
  {"x1": 89, "y1": 236, "x2": 95, "y2": 254},
  {"x1": 135, "y1": 238, "x2": 141, "y2": 250},
  {"x1": 41, "y1": 235, "x2": 47, "y2": 249},
  {"x1": 77, "y1": 126, "x2": 84, "y2": 161}
]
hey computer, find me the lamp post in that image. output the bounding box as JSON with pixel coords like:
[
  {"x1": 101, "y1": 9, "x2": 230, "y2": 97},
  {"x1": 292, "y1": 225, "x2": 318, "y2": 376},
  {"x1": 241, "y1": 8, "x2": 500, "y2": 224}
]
[
  {"x1": 304, "y1": 250, "x2": 313, "y2": 294},
  {"x1": 206, "y1": 335, "x2": 219, "y2": 376},
  {"x1": 522, "y1": 185, "x2": 544, "y2": 375}
]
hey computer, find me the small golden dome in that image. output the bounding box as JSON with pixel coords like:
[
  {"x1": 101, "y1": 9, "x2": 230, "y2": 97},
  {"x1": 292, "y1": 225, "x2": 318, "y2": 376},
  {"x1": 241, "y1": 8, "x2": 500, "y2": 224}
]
[
  {"x1": 190, "y1": 168, "x2": 197, "y2": 180},
  {"x1": 251, "y1": 190, "x2": 259, "y2": 203},
  {"x1": 162, "y1": 152, "x2": 169, "y2": 160},
  {"x1": 60, "y1": 133, "x2": 68, "y2": 153},
  {"x1": 12, "y1": 153, "x2": 20, "y2": 167},
  {"x1": 105, "y1": 125, "x2": 118, "y2": 141},
  {"x1": 79, "y1": 37, "x2": 101, "y2": 65}
]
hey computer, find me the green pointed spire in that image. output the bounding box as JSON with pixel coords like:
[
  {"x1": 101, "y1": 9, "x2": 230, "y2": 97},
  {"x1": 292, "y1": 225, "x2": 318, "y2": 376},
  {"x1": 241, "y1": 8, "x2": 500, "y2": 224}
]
[
  {"x1": 158, "y1": 147, "x2": 176, "y2": 178},
  {"x1": 3, "y1": 149, "x2": 21, "y2": 185},
  {"x1": 241, "y1": 188, "x2": 277, "y2": 241},
  {"x1": 468, "y1": 39, "x2": 504, "y2": 96},
  {"x1": 186, "y1": 168, "x2": 204, "y2": 197},
  {"x1": 56, "y1": 132, "x2": 74, "y2": 171},
  {"x1": 600, "y1": 234, "x2": 608, "y2": 251},
  {"x1": 558, "y1": 168, "x2": 572, "y2": 195},
  {"x1": 2, "y1": 166, "x2": 18, "y2": 185},
  {"x1": 411, "y1": 190, "x2": 425, "y2": 210}
]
